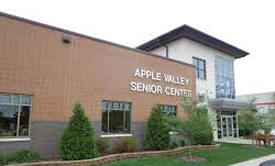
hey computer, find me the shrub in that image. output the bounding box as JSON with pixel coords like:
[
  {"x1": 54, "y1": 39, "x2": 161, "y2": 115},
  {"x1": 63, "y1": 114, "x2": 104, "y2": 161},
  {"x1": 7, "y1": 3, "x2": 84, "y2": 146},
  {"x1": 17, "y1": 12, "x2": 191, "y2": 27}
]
[
  {"x1": 0, "y1": 155, "x2": 3, "y2": 166},
  {"x1": 113, "y1": 137, "x2": 140, "y2": 153},
  {"x1": 192, "y1": 130, "x2": 213, "y2": 145},
  {"x1": 95, "y1": 138, "x2": 110, "y2": 155},
  {"x1": 0, "y1": 150, "x2": 39, "y2": 165},
  {"x1": 169, "y1": 134, "x2": 186, "y2": 149},
  {"x1": 165, "y1": 115, "x2": 186, "y2": 149},
  {"x1": 169, "y1": 140, "x2": 180, "y2": 149},
  {"x1": 145, "y1": 104, "x2": 170, "y2": 150},
  {"x1": 179, "y1": 139, "x2": 186, "y2": 147},
  {"x1": 191, "y1": 114, "x2": 213, "y2": 145},
  {"x1": 59, "y1": 103, "x2": 99, "y2": 160}
]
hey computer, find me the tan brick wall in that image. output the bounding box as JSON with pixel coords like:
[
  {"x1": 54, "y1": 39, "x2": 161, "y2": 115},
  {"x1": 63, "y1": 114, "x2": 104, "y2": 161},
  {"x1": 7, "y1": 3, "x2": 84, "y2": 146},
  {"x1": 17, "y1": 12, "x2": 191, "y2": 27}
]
[{"x1": 0, "y1": 14, "x2": 196, "y2": 123}]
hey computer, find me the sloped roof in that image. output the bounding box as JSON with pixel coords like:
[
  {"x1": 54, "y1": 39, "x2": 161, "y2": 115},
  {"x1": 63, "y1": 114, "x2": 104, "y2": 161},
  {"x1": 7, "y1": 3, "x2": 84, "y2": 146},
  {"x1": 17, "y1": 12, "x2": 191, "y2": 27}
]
[{"x1": 137, "y1": 25, "x2": 249, "y2": 58}]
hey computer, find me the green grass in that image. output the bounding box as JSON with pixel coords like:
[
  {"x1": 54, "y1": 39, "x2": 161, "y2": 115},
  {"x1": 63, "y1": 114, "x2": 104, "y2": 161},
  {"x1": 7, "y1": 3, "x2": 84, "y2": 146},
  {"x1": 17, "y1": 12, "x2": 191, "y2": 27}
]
[{"x1": 102, "y1": 143, "x2": 275, "y2": 166}]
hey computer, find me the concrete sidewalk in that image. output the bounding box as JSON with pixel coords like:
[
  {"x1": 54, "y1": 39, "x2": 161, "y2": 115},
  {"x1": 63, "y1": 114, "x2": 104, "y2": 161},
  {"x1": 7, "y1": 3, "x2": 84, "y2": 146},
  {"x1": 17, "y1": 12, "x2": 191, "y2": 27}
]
[
  {"x1": 218, "y1": 138, "x2": 253, "y2": 145},
  {"x1": 230, "y1": 154, "x2": 275, "y2": 166}
]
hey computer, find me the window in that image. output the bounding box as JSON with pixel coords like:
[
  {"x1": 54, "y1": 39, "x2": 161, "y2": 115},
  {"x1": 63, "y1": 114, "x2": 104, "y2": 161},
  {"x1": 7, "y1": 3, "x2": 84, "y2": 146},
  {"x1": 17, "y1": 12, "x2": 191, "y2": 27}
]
[
  {"x1": 269, "y1": 105, "x2": 275, "y2": 112},
  {"x1": 159, "y1": 104, "x2": 177, "y2": 116},
  {"x1": 102, "y1": 101, "x2": 131, "y2": 134},
  {"x1": 0, "y1": 94, "x2": 32, "y2": 137},
  {"x1": 193, "y1": 57, "x2": 206, "y2": 80},
  {"x1": 215, "y1": 56, "x2": 235, "y2": 99}
]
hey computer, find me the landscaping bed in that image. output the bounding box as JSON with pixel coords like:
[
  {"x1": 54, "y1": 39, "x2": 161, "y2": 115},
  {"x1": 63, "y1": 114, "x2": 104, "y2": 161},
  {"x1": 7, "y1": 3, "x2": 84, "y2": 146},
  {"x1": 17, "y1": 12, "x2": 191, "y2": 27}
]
[
  {"x1": 100, "y1": 143, "x2": 275, "y2": 166},
  {"x1": 7, "y1": 144, "x2": 219, "y2": 166}
]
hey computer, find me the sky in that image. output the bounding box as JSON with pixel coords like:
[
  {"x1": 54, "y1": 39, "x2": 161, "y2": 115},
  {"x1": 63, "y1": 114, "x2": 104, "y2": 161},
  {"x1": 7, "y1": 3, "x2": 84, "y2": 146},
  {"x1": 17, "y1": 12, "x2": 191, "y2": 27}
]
[{"x1": 1, "y1": 0, "x2": 274, "y2": 95}]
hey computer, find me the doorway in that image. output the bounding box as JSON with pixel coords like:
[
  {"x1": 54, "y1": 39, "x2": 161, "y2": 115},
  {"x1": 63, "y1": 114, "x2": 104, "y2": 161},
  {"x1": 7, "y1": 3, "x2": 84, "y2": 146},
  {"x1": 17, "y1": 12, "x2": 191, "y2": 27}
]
[
  {"x1": 222, "y1": 116, "x2": 234, "y2": 138},
  {"x1": 217, "y1": 110, "x2": 239, "y2": 139}
]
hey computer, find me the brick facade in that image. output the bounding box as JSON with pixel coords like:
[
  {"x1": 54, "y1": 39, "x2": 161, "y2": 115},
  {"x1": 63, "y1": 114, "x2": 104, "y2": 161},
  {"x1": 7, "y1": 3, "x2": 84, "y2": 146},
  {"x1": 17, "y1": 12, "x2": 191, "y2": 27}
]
[{"x1": 0, "y1": 12, "x2": 196, "y2": 158}]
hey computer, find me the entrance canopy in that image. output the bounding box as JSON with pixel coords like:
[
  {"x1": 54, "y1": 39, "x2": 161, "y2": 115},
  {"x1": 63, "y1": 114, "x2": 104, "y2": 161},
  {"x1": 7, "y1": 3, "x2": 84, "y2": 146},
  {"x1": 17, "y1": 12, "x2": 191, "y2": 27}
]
[{"x1": 208, "y1": 98, "x2": 249, "y2": 110}]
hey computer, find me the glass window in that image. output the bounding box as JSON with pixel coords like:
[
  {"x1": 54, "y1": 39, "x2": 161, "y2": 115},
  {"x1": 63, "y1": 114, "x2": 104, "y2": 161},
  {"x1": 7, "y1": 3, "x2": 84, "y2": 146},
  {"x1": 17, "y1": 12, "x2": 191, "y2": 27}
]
[
  {"x1": 101, "y1": 101, "x2": 131, "y2": 134},
  {"x1": 159, "y1": 104, "x2": 177, "y2": 116},
  {"x1": 193, "y1": 57, "x2": 206, "y2": 80},
  {"x1": 109, "y1": 109, "x2": 124, "y2": 133},
  {"x1": 12, "y1": 95, "x2": 20, "y2": 105},
  {"x1": 0, "y1": 94, "x2": 32, "y2": 137},
  {"x1": 0, "y1": 94, "x2": 11, "y2": 104},
  {"x1": 269, "y1": 105, "x2": 275, "y2": 111},
  {"x1": 215, "y1": 56, "x2": 235, "y2": 99},
  {"x1": 19, "y1": 106, "x2": 31, "y2": 136},
  {"x1": 21, "y1": 96, "x2": 31, "y2": 105}
]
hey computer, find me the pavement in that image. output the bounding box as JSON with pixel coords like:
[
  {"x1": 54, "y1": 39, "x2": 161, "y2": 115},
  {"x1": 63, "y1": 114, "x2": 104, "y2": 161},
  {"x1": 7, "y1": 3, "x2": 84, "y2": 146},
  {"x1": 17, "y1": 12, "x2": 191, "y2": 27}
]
[
  {"x1": 217, "y1": 138, "x2": 270, "y2": 145},
  {"x1": 230, "y1": 154, "x2": 275, "y2": 166},
  {"x1": 218, "y1": 138, "x2": 255, "y2": 145}
]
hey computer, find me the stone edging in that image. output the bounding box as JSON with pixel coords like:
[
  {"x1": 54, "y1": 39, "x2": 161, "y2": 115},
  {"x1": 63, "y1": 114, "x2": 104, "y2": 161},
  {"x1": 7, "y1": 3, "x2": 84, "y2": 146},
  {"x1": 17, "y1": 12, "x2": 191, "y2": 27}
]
[{"x1": 10, "y1": 144, "x2": 220, "y2": 166}]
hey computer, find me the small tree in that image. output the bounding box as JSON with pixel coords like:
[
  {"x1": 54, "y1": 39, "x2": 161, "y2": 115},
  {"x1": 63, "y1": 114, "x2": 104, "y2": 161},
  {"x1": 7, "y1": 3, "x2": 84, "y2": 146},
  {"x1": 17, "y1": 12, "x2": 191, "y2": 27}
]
[
  {"x1": 180, "y1": 94, "x2": 213, "y2": 158},
  {"x1": 59, "y1": 103, "x2": 99, "y2": 160},
  {"x1": 145, "y1": 104, "x2": 170, "y2": 150},
  {"x1": 238, "y1": 98, "x2": 273, "y2": 145},
  {"x1": 190, "y1": 113, "x2": 213, "y2": 145}
]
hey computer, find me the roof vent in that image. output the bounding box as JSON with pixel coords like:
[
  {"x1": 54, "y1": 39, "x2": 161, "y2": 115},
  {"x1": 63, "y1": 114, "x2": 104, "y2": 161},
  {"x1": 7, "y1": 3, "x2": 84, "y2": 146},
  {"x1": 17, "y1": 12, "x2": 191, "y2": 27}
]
[{"x1": 62, "y1": 35, "x2": 71, "y2": 44}]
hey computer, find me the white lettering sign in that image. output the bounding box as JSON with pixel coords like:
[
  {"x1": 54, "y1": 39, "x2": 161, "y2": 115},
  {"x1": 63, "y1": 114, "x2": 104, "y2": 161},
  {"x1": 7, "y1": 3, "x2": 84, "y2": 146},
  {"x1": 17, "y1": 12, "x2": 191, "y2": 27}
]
[{"x1": 130, "y1": 68, "x2": 192, "y2": 97}]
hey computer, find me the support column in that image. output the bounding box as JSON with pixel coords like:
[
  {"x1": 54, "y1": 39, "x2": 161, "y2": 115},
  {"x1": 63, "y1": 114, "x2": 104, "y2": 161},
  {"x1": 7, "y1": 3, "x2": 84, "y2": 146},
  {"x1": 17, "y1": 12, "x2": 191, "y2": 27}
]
[{"x1": 236, "y1": 113, "x2": 239, "y2": 138}]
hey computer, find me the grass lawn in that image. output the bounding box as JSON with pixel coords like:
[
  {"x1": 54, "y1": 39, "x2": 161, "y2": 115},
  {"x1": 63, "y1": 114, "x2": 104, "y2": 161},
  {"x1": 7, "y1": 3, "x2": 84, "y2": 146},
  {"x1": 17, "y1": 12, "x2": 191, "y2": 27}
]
[{"x1": 102, "y1": 143, "x2": 275, "y2": 166}]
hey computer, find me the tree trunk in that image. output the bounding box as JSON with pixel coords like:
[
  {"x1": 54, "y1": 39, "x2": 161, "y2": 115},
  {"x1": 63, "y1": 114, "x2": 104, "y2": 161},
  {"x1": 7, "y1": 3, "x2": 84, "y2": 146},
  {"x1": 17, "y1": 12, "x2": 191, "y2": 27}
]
[
  {"x1": 252, "y1": 129, "x2": 255, "y2": 146},
  {"x1": 187, "y1": 135, "x2": 192, "y2": 158}
]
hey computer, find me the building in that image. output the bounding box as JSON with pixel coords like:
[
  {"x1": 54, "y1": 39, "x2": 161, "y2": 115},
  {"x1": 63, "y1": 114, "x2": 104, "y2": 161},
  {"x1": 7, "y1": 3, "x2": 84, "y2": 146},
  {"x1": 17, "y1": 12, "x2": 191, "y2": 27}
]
[
  {"x1": 237, "y1": 92, "x2": 275, "y2": 114},
  {"x1": 237, "y1": 92, "x2": 275, "y2": 134},
  {"x1": 137, "y1": 25, "x2": 249, "y2": 140},
  {"x1": 0, "y1": 12, "x2": 195, "y2": 158},
  {"x1": 0, "y1": 11, "x2": 248, "y2": 158}
]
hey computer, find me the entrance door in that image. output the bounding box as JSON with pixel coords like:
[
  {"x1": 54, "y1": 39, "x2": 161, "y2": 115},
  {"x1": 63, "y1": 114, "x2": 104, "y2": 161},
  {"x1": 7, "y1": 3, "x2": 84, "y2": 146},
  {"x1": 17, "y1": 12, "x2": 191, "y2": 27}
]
[{"x1": 222, "y1": 116, "x2": 234, "y2": 138}]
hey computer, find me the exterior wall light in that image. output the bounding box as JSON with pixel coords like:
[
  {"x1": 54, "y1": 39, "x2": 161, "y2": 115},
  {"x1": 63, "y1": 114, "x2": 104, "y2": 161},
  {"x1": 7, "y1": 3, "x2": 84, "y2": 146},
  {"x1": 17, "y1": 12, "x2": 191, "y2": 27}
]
[{"x1": 62, "y1": 35, "x2": 71, "y2": 44}]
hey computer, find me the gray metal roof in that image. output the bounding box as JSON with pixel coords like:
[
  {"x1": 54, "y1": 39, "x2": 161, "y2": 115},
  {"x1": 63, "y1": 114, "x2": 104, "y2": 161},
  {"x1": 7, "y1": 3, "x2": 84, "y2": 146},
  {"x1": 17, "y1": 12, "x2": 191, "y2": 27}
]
[{"x1": 137, "y1": 25, "x2": 249, "y2": 59}]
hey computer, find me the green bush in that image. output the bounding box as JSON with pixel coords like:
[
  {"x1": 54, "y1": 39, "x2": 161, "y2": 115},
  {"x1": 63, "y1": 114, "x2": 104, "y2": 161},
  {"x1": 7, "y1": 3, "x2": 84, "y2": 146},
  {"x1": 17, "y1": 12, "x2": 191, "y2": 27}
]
[
  {"x1": 169, "y1": 134, "x2": 186, "y2": 149},
  {"x1": 113, "y1": 137, "x2": 140, "y2": 153},
  {"x1": 145, "y1": 104, "x2": 170, "y2": 150},
  {"x1": 179, "y1": 139, "x2": 186, "y2": 147},
  {"x1": 0, "y1": 150, "x2": 39, "y2": 165},
  {"x1": 169, "y1": 140, "x2": 180, "y2": 149},
  {"x1": 95, "y1": 138, "x2": 110, "y2": 155},
  {"x1": 191, "y1": 114, "x2": 213, "y2": 145},
  {"x1": 193, "y1": 130, "x2": 213, "y2": 145},
  {"x1": 59, "y1": 103, "x2": 99, "y2": 160}
]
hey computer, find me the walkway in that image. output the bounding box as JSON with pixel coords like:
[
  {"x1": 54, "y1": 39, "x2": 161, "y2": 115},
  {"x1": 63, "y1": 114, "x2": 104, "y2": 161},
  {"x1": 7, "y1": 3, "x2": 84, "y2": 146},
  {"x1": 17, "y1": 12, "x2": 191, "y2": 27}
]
[
  {"x1": 218, "y1": 138, "x2": 269, "y2": 145},
  {"x1": 230, "y1": 154, "x2": 275, "y2": 166},
  {"x1": 218, "y1": 138, "x2": 254, "y2": 145}
]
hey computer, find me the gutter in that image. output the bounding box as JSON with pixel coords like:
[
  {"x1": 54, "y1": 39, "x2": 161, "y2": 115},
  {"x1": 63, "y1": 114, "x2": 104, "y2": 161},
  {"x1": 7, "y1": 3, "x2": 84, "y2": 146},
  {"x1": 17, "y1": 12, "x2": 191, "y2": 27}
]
[{"x1": 164, "y1": 44, "x2": 169, "y2": 58}]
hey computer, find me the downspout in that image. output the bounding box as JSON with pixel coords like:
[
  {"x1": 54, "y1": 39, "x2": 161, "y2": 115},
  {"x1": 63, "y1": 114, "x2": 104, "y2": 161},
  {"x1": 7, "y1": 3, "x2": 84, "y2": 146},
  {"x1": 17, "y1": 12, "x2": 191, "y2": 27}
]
[{"x1": 164, "y1": 44, "x2": 169, "y2": 58}]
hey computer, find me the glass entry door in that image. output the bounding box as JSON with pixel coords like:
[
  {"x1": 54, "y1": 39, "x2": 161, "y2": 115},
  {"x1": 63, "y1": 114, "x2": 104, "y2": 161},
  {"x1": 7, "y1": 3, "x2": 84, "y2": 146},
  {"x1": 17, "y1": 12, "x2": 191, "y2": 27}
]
[
  {"x1": 217, "y1": 110, "x2": 239, "y2": 139},
  {"x1": 222, "y1": 116, "x2": 234, "y2": 138}
]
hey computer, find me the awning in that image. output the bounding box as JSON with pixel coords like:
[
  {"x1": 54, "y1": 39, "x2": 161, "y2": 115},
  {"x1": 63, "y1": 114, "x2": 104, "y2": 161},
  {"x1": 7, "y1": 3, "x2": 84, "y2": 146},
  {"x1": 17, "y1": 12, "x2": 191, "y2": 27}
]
[{"x1": 208, "y1": 98, "x2": 249, "y2": 110}]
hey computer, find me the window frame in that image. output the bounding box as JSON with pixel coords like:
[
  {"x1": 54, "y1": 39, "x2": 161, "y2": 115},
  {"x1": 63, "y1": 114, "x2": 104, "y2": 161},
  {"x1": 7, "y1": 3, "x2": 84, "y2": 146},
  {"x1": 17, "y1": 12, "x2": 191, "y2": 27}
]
[
  {"x1": 0, "y1": 93, "x2": 32, "y2": 139},
  {"x1": 215, "y1": 56, "x2": 235, "y2": 99},
  {"x1": 101, "y1": 100, "x2": 132, "y2": 135},
  {"x1": 192, "y1": 57, "x2": 206, "y2": 80},
  {"x1": 268, "y1": 105, "x2": 275, "y2": 112},
  {"x1": 159, "y1": 104, "x2": 177, "y2": 116}
]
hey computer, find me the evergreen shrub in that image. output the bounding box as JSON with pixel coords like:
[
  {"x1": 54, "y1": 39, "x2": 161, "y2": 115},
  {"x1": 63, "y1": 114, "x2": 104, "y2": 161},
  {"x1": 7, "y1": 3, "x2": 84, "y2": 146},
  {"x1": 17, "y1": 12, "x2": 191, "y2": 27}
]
[
  {"x1": 59, "y1": 103, "x2": 99, "y2": 160},
  {"x1": 145, "y1": 104, "x2": 170, "y2": 150}
]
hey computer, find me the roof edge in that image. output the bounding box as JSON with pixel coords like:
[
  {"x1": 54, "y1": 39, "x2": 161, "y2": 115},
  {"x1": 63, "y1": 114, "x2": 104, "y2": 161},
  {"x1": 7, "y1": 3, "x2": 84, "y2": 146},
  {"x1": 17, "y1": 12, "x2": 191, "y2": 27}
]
[{"x1": 137, "y1": 24, "x2": 249, "y2": 59}]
